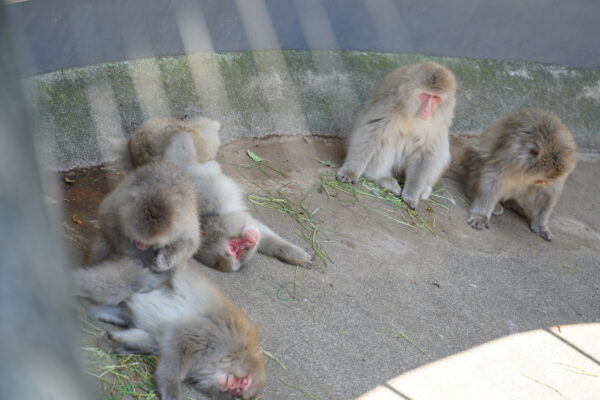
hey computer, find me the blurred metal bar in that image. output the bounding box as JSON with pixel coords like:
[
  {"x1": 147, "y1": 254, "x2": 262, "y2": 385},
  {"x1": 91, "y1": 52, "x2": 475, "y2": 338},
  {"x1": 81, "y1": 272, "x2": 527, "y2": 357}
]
[{"x1": 0, "y1": 4, "x2": 89, "y2": 400}]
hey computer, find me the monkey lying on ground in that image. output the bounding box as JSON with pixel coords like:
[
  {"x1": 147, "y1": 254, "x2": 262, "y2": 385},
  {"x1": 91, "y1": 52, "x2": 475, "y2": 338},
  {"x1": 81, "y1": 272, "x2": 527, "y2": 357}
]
[
  {"x1": 129, "y1": 129, "x2": 314, "y2": 272},
  {"x1": 73, "y1": 257, "x2": 266, "y2": 399},
  {"x1": 337, "y1": 61, "x2": 457, "y2": 209},
  {"x1": 88, "y1": 139, "x2": 200, "y2": 271},
  {"x1": 463, "y1": 108, "x2": 576, "y2": 241},
  {"x1": 129, "y1": 116, "x2": 221, "y2": 167},
  {"x1": 188, "y1": 158, "x2": 313, "y2": 272}
]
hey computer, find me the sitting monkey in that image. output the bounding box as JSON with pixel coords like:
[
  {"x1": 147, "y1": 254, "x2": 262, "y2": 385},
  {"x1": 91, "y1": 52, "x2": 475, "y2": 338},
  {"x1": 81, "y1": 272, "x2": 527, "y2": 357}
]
[{"x1": 463, "y1": 108, "x2": 576, "y2": 241}]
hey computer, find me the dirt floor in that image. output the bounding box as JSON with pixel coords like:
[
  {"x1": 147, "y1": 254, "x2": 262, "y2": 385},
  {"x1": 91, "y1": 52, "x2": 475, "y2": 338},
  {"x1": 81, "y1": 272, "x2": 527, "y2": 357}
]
[{"x1": 58, "y1": 136, "x2": 600, "y2": 400}]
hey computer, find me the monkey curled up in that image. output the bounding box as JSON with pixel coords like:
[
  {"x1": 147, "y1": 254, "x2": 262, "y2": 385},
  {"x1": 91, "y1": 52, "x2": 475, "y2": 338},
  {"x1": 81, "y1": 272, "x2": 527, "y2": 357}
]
[
  {"x1": 73, "y1": 257, "x2": 266, "y2": 399},
  {"x1": 463, "y1": 108, "x2": 576, "y2": 241},
  {"x1": 337, "y1": 61, "x2": 457, "y2": 210},
  {"x1": 87, "y1": 131, "x2": 201, "y2": 271}
]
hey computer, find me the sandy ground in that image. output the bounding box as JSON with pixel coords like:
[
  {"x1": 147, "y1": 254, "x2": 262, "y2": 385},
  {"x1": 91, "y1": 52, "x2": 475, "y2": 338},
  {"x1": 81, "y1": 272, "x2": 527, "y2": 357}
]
[{"x1": 60, "y1": 136, "x2": 600, "y2": 400}]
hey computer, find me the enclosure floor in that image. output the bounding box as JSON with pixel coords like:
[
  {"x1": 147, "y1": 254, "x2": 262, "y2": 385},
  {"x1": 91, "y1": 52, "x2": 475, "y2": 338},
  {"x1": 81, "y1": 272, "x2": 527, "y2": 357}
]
[{"x1": 61, "y1": 136, "x2": 600, "y2": 400}]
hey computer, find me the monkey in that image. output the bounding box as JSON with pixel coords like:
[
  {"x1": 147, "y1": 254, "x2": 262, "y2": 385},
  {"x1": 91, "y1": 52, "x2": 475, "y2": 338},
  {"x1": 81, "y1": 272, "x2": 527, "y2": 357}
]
[
  {"x1": 128, "y1": 116, "x2": 221, "y2": 168},
  {"x1": 336, "y1": 61, "x2": 457, "y2": 209},
  {"x1": 463, "y1": 108, "x2": 576, "y2": 241},
  {"x1": 180, "y1": 137, "x2": 313, "y2": 272},
  {"x1": 73, "y1": 257, "x2": 267, "y2": 400},
  {"x1": 133, "y1": 131, "x2": 314, "y2": 272},
  {"x1": 72, "y1": 256, "x2": 171, "y2": 326},
  {"x1": 87, "y1": 139, "x2": 200, "y2": 271}
]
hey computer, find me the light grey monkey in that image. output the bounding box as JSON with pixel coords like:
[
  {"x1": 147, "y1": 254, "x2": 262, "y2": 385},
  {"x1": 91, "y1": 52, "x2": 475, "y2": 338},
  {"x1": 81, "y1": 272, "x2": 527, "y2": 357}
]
[{"x1": 337, "y1": 61, "x2": 457, "y2": 209}]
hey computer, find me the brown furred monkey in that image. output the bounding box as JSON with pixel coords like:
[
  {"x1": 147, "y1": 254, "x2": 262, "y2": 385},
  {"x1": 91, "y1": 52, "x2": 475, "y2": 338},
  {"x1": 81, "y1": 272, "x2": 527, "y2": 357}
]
[
  {"x1": 73, "y1": 257, "x2": 266, "y2": 400},
  {"x1": 464, "y1": 108, "x2": 576, "y2": 241},
  {"x1": 129, "y1": 116, "x2": 221, "y2": 167},
  {"x1": 337, "y1": 62, "x2": 457, "y2": 209},
  {"x1": 88, "y1": 139, "x2": 200, "y2": 271}
]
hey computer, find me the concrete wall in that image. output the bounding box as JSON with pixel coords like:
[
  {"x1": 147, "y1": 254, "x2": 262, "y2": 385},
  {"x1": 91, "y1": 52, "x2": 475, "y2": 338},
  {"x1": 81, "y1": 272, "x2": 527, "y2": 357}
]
[
  {"x1": 7, "y1": 0, "x2": 600, "y2": 76},
  {"x1": 27, "y1": 51, "x2": 600, "y2": 170}
]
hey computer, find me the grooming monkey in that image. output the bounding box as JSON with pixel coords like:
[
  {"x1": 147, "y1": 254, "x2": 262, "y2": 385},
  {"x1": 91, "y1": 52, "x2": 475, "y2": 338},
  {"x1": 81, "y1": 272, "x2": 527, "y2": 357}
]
[
  {"x1": 129, "y1": 129, "x2": 314, "y2": 272},
  {"x1": 464, "y1": 108, "x2": 576, "y2": 241},
  {"x1": 73, "y1": 257, "x2": 266, "y2": 399},
  {"x1": 129, "y1": 116, "x2": 221, "y2": 167},
  {"x1": 88, "y1": 140, "x2": 200, "y2": 271},
  {"x1": 337, "y1": 62, "x2": 457, "y2": 209}
]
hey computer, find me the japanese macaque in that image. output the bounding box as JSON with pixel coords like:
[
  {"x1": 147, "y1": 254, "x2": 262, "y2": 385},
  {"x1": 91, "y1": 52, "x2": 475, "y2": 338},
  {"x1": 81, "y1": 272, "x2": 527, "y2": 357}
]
[
  {"x1": 135, "y1": 132, "x2": 314, "y2": 272},
  {"x1": 128, "y1": 116, "x2": 221, "y2": 167},
  {"x1": 88, "y1": 141, "x2": 200, "y2": 271},
  {"x1": 337, "y1": 62, "x2": 457, "y2": 209},
  {"x1": 192, "y1": 160, "x2": 313, "y2": 272},
  {"x1": 464, "y1": 108, "x2": 576, "y2": 241},
  {"x1": 73, "y1": 257, "x2": 266, "y2": 399}
]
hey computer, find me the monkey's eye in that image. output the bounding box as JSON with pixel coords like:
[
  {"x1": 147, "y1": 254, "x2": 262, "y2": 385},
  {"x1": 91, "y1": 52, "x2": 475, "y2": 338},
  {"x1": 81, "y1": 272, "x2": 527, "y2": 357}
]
[{"x1": 530, "y1": 148, "x2": 540, "y2": 157}]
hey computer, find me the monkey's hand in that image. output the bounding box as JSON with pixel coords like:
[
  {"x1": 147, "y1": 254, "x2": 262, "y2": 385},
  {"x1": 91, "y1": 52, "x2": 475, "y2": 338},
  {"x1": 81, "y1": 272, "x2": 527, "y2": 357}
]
[
  {"x1": 467, "y1": 215, "x2": 490, "y2": 230},
  {"x1": 336, "y1": 168, "x2": 358, "y2": 184},
  {"x1": 154, "y1": 249, "x2": 176, "y2": 272},
  {"x1": 530, "y1": 224, "x2": 553, "y2": 241}
]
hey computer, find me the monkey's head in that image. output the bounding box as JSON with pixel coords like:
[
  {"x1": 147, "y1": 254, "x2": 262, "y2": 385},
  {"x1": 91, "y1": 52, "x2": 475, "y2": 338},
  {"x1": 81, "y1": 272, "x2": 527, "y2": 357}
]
[
  {"x1": 200, "y1": 305, "x2": 267, "y2": 399},
  {"x1": 121, "y1": 190, "x2": 179, "y2": 250},
  {"x1": 196, "y1": 212, "x2": 260, "y2": 272},
  {"x1": 407, "y1": 62, "x2": 457, "y2": 121},
  {"x1": 502, "y1": 108, "x2": 576, "y2": 184}
]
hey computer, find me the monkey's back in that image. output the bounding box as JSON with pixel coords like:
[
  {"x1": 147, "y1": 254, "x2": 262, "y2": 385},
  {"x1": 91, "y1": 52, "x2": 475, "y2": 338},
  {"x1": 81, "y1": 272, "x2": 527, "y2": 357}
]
[
  {"x1": 475, "y1": 108, "x2": 576, "y2": 178},
  {"x1": 129, "y1": 117, "x2": 220, "y2": 167}
]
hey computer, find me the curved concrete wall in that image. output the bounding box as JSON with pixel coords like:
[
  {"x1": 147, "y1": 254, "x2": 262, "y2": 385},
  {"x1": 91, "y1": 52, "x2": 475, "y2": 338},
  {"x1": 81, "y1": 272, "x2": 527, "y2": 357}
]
[
  {"x1": 8, "y1": 0, "x2": 600, "y2": 76},
  {"x1": 26, "y1": 51, "x2": 600, "y2": 170}
]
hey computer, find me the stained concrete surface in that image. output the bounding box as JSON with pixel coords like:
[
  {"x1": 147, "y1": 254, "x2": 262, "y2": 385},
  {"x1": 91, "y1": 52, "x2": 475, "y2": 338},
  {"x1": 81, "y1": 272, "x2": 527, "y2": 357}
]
[{"x1": 59, "y1": 136, "x2": 600, "y2": 400}]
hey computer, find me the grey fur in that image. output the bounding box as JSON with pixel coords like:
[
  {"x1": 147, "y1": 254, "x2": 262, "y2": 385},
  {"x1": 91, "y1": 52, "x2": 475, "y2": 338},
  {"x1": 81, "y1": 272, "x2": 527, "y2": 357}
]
[
  {"x1": 76, "y1": 259, "x2": 267, "y2": 399},
  {"x1": 464, "y1": 108, "x2": 577, "y2": 241},
  {"x1": 337, "y1": 62, "x2": 457, "y2": 209},
  {"x1": 143, "y1": 132, "x2": 314, "y2": 272},
  {"x1": 88, "y1": 145, "x2": 200, "y2": 271},
  {"x1": 129, "y1": 117, "x2": 221, "y2": 168}
]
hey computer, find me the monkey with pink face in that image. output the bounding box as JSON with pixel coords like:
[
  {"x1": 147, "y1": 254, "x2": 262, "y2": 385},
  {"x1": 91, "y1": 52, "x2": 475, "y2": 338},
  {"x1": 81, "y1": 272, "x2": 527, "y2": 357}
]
[{"x1": 337, "y1": 62, "x2": 457, "y2": 209}]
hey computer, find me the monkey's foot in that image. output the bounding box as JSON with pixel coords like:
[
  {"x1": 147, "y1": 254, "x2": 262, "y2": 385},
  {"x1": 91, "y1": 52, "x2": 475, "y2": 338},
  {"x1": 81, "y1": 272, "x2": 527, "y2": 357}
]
[
  {"x1": 530, "y1": 225, "x2": 553, "y2": 241},
  {"x1": 467, "y1": 215, "x2": 490, "y2": 230},
  {"x1": 375, "y1": 177, "x2": 402, "y2": 197},
  {"x1": 420, "y1": 186, "x2": 432, "y2": 200},
  {"x1": 493, "y1": 203, "x2": 505, "y2": 216},
  {"x1": 277, "y1": 245, "x2": 314, "y2": 267},
  {"x1": 336, "y1": 168, "x2": 358, "y2": 184},
  {"x1": 98, "y1": 331, "x2": 121, "y2": 354}
]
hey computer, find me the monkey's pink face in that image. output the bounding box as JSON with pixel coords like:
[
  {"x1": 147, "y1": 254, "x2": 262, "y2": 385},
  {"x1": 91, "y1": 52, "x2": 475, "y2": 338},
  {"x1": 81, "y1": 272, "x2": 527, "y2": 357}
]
[
  {"x1": 418, "y1": 93, "x2": 442, "y2": 120},
  {"x1": 227, "y1": 229, "x2": 260, "y2": 260},
  {"x1": 217, "y1": 373, "x2": 252, "y2": 397}
]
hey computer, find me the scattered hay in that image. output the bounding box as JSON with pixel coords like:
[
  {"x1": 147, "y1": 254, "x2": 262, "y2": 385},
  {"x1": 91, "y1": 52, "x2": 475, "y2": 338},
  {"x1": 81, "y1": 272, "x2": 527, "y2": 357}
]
[
  {"x1": 395, "y1": 331, "x2": 426, "y2": 354},
  {"x1": 318, "y1": 172, "x2": 456, "y2": 233},
  {"x1": 83, "y1": 346, "x2": 158, "y2": 400}
]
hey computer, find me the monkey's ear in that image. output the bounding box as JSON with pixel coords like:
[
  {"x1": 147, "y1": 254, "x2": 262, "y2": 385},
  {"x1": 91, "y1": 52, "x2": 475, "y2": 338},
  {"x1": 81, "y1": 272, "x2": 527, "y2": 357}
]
[{"x1": 529, "y1": 148, "x2": 540, "y2": 157}]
